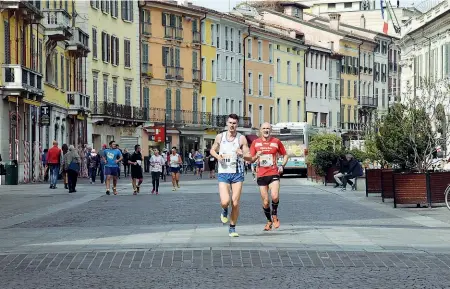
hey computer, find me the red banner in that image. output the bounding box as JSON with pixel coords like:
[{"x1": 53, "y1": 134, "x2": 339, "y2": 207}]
[{"x1": 154, "y1": 127, "x2": 165, "y2": 143}]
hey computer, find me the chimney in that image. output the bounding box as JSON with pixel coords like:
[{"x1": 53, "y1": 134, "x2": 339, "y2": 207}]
[
  {"x1": 329, "y1": 13, "x2": 341, "y2": 31},
  {"x1": 360, "y1": 15, "x2": 366, "y2": 28}
]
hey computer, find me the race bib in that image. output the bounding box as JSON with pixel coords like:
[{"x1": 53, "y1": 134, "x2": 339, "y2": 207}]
[
  {"x1": 154, "y1": 162, "x2": 161, "y2": 170},
  {"x1": 136, "y1": 160, "x2": 142, "y2": 166},
  {"x1": 210, "y1": 157, "x2": 215, "y2": 161},
  {"x1": 259, "y1": 154, "x2": 274, "y2": 167},
  {"x1": 221, "y1": 153, "x2": 237, "y2": 167}
]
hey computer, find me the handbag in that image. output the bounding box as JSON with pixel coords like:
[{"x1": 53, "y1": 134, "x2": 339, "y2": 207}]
[{"x1": 68, "y1": 161, "x2": 80, "y2": 172}]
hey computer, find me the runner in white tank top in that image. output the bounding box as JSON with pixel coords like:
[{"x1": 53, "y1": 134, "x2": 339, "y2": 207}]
[
  {"x1": 210, "y1": 114, "x2": 250, "y2": 237},
  {"x1": 169, "y1": 147, "x2": 182, "y2": 191}
]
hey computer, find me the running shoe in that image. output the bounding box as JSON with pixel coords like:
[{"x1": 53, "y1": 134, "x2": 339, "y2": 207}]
[
  {"x1": 113, "y1": 187, "x2": 118, "y2": 195},
  {"x1": 133, "y1": 191, "x2": 137, "y2": 195},
  {"x1": 272, "y1": 216, "x2": 280, "y2": 229},
  {"x1": 220, "y1": 209, "x2": 229, "y2": 224},
  {"x1": 136, "y1": 186, "x2": 140, "y2": 193},
  {"x1": 172, "y1": 187, "x2": 176, "y2": 191},
  {"x1": 151, "y1": 189, "x2": 155, "y2": 194},
  {"x1": 155, "y1": 191, "x2": 159, "y2": 195},
  {"x1": 228, "y1": 226, "x2": 239, "y2": 237},
  {"x1": 264, "y1": 221, "x2": 273, "y2": 231},
  {"x1": 106, "y1": 190, "x2": 110, "y2": 195}
]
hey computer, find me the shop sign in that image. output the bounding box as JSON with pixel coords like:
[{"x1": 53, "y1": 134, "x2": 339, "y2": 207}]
[
  {"x1": 40, "y1": 106, "x2": 51, "y2": 126},
  {"x1": 154, "y1": 127, "x2": 165, "y2": 143}
]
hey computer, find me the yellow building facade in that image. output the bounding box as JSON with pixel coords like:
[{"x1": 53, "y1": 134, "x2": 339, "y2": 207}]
[
  {"x1": 200, "y1": 17, "x2": 217, "y2": 114},
  {"x1": 273, "y1": 41, "x2": 307, "y2": 123}
]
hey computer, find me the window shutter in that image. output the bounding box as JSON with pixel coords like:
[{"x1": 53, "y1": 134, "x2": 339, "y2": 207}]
[
  {"x1": 162, "y1": 13, "x2": 166, "y2": 26},
  {"x1": 170, "y1": 47, "x2": 174, "y2": 66},
  {"x1": 192, "y1": 51, "x2": 197, "y2": 69},
  {"x1": 162, "y1": 47, "x2": 167, "y2": 66},
  {"x1": 130, "y1": 0, "x2": 133, "y2": 21},
  {"x1": 176, "y1": 89, "x2": 181, "y2": 110},
  {"x1": 106, "y1": 34, "x2": 110, "y2": 62},
  {"x1": 175, "y1": 48, "x2": 180, "y2": 67},
  {"x1": 115, "y1": 37, "x2": 119, "y2": 65},
  {"x1": 121, "y1": 0, "x2": 125, "y2": 19},
  {"x1": 101, "y1": 32, "x2": 104, "y2": 61}
]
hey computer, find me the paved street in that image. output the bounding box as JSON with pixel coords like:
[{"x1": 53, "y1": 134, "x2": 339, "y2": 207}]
[{"x1": 1, "y1": 172, "x2": 450, "y2": 288}]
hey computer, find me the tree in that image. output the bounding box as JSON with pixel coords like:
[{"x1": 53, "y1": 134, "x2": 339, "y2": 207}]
[
  {"x1": 306, "y1": 133, "x2": 342, "y2": 176},
  {"x1": 376, "y1": 79, "x2": 450, "y2": 172}
]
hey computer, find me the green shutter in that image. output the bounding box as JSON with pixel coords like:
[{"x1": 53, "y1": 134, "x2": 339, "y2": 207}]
[
  {"x1": 175, "y1": 89, "x2": 181, "y2": 121},
  {"x1": 192, "y1": 51, "x2": 197, "y2": 69},
  {"x1": 175, "y1": 48, "x2": 180, "y2": 67}
]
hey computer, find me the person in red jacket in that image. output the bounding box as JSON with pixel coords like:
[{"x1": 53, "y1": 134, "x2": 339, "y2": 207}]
[
  {"x1": 246, "y1": 122, "x2": 288, "y2": 231},
  {"x1": 47, "y1": 140, "x2": 62, "y2": 189}
]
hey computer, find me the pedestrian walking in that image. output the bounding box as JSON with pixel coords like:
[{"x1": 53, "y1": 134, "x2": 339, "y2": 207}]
[
  {"x1": 246, "y1": 122, "x2": 288, "y2": 231},
  {"x1": 129, "y1": 144, "x2": 144, "y2": 195},
  {"x1": 122, "y1": 148, "x2": 130, "y2": 177},
  {"x1": 194, "y1": 150, "x2": 204, "y2": 179},
  {"x1": 150, "y1": 148, "x2": 165, "y2": 194},
  {"x1": 64, "y1": 145, "x2": 81, "y2": 193},
  {"x1": 210, "y1": 113, "x2": 250, "y2": 237},
  {"x1": 47, "y1": 140, "x2": 62, "y2": 189},
  {"x1": 169, "y1": 147, "x2": 182, "y2": 191},
  {"x1": 103, "y1": 140, "x2": 123, "y2": 195},
  {"x1": 88, "y1": 149, "x2": 100, "y2": 184}
]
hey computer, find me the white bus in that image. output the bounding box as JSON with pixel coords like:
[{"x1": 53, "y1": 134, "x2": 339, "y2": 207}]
[{"x1": 272, "y1": 122, "x2": 316, "y2": 177}]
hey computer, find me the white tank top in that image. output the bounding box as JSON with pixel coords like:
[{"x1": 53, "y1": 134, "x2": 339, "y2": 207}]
[
  {"x1": 218, "y1": 132, "x2": 244, "y2": 174},
  {"x1": 169, "y1": 153, "x2": 180, "y2": 168}
]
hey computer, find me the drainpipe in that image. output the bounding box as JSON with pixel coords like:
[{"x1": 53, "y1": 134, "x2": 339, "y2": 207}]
[
  {"x1": 357, "y1": 42, "x2": 362, "y2": 128},
  {"x1": 199, "y1": 13, "x2": 206, "y2": 94},
  {"x1": 138, "y1": 1, "x2": 144, "y2": 107},
  {"x1": 243, "y1": 26, "x2": 251, "y2": 118},
  {"x1": 303, "y1": 46, "x2": 310, "y2": 122}
]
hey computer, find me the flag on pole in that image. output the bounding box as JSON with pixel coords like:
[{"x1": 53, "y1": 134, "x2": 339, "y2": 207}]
[{"x1": 380, "y1": 0, "x2": 389, "y2": 34}]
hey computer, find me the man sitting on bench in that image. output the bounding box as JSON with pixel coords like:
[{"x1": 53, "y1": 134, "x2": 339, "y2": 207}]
[
  {"x1": 341, "y1": 154, "x2": 363, "y2": 191},
  {"x1": 333, "y1": 155, "x2": 348, "y2": 188}
]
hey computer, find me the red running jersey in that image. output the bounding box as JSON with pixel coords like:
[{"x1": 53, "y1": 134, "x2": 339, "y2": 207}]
[{"x1": 250, "y1": 137, "x2": 287, "y2": 177}]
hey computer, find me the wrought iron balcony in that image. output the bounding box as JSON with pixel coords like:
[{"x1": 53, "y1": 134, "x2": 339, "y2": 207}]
[
  {"x1": 192, "y1": 69, "x2": 200, "y2": 83},
  {"x1": 1, "y1": 64, "x2": 43, "y2": 97},
  {"x1": 146, "y1": 108, "x2": 252, "y2": 129},
  {"x1": 90, "y1": 101, "x2": 146, "y2": 122},
  {"x1": 0, "y1": 1, "x2": 43, "y2": 22},
  {"x1": 193, "y1": 31, "x2": 200, "y2": 43},
  {"x1": 142, "y1": 63, "x2": 153, "y2": 78},
  {"x1": 67, "y1": 92, "x2": 90, "y2": 115},
  {"x1": 340, "y1": 122, "x2": 363, "y2": 131},
  {"x1": 359, "y1": 96, "x2": 378, "y2": 108},
  {"x1": 67, "y1": 27, "x2": 90, "y2": 55},
  {"x1": 42, "y1": 9, "x2": 72, "y2": 41},
  {"x1": 165, "y1": 66, "x2": 184, "y2": 81}
]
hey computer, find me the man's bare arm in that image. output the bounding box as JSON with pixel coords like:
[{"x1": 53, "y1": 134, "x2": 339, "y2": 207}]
[{"x1": 209, "y1": 134, "x2": 222, "y2": 160}]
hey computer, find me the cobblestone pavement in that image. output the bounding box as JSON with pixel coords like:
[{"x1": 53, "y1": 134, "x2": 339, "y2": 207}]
[{"x1": 2, "y1": 175, "x2": 450, "y2": 287}]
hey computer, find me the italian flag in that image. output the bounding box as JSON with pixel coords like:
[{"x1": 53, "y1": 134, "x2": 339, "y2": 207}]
[{"x1": 381, "y1": 0, "x2": 389, "y2": 34}]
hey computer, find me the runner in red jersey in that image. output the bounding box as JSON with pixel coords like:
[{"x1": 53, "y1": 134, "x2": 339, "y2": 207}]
[{"x1": 245, "y1": 122, "x2": 288, "y2": 231}]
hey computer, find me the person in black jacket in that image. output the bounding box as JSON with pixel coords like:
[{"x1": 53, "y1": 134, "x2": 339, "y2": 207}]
[
  {"x1": 122, "y1": 148, "x2": 130, "y2": 177},
  {"x1": 333, "y1": 155, "x2": 348, "y2": 188},
  {"x1": 341, "y1": 154, "x2": 364, "y2": 191}
]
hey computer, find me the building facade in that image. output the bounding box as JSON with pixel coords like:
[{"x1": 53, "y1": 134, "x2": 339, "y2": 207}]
[
  {"x1": 79, "y1": 0, "x2": 144, "y2": 154},
  {"x1": 273, "y1": 38, "x2": 306, "y2": 124},
  {"x1": 305, "y1": 45, "x2": 333, "y2": 128},
  {"x1": 357, "y1": 39, "x2": 377, "y2": 129}
]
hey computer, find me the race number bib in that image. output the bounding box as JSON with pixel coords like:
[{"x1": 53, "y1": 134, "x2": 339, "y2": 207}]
[
  {"x1": 136, "y1": 160, "x2": 142, "y2": 166},
  {"x1": 221, "y1": 153, "x2": 237, "y2": 168},
  {"x1": 259, "y1": 154, "x2": 274, "y2": 167},
  {"x1": 153, "y1": 162, "x2": 161, "y2": 170},
  {"x1": 210, "y1": 157, "x2": 215, "y2": 161}
]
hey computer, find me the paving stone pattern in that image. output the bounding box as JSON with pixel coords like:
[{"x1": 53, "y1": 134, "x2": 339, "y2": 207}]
[{"x1": 2, "y1": 249, "x2": 450, "y2": 271}]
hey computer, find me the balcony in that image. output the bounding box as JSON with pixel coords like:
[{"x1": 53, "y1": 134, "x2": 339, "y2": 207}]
[
  {"x1": 0, "y1": 1, "x2": 43, "y2": 22},
  {"x1": 146, "y1": 108, "x2": 252, "y2": 129},
  {"x1": 1, "y1": 64, "x2": 43, "y2": 98},
  {"x1": 141, "y1": 21, "x2": 151, "y2": 36},
  {"x1": 142, "y1": 63, "x2": 153, "y2": 78},
  {"x1": 193, "y1": 31, "x2": 200, "y2": 43},
  {"x1": 192, "y1": 69, "x2": 200, "y2": 83},
  {"x1": 90, "y1": 101, "x2": 146, "y2": 125},
  {"x1": 67, "y1": 92, "x2": 90, "y2": 115},
  {"x1": 340, "y1": 122, "x2": 363, "y2": 132},
  {"x1": 67, "y1": 27, "x2": 90, "y2": 56},
  {"x1": 359, "y1": 96, "x2": 378, "y2": 108},
  {"x1": 42, "y1": 9, "x2": 72, "y2": 41},
  {"x1": 165, "y1": 66, "x2": 184, "y2": 81}
]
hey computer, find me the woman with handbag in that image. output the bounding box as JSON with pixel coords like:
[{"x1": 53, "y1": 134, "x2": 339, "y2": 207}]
[{"x1": 64, "y1": 145, "x2": 81, "y2": 193}]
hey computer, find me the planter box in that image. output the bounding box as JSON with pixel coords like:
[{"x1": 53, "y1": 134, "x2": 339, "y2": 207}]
[
  {"x1": 393, "y1": 173, "x2": 428, "y2": 208},
  {"x1": 324, "y1": 166, "x2": 338, "y2": 186},
  {"x1": 429, "y1": 172, "x2": 450, "y2": 204},
  {"x1": 381, "y1": 169, "x2": 394, "y2": 202},
  {"x1": 307, "y1": 164, "x2": 323, "y2": 183},
  {"x1": 365, "y1": 169, "x2": 382, "y2": 197}
]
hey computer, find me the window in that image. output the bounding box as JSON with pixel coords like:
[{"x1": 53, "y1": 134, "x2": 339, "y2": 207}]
[
  {"x1": 225, "y1": 26, "x2": 228, "y2": 50},
  {"x1": 216, "y1": 54, "x2": 221, "y2": 78},
  {"x1": 259, "y1": 105, "x2": 264, "y2": 126},
  {"x1": 238, "y1": 59, "x2": 242, "y2": 82},
  {"x1": 216, "y1": 24, "x2": 220, "y2": 48},
  {"x1": 201, "y1": 57, "x2": 206, "y2": 80},
  {"x1": 248, "y1": 72, "x2": 253, "y2": 94},
  {"x1": 92, "y1": 28, "x2": 97, "y2": 59},
  {"x1": 296, "y1": 63, "x2": 301, "y2": 86},
  {"x1": 340, "y1": 79, "x2": 344, "y2": 96},
  {"x1": 101, "y1": 31, "x2": 110, "y2": 62},
  {"x1": 269, "y1": 76, "x2": 273, "y2": 97},
  {"x1": 258, "y1": 41, "x2": 262, "y2": 61},
  {"x1": 112, "y1": 35, "x2": 119, "y2": 66},
  {"x1": 103, "y1": 74, "x2": 108, "y2": 101},
  {"x1": 270, "y1": 107, "x2": 274, "y2": 123},
  {"x1": 287, "y1": 61, "x2": 291, "y2": 84},
  {"x1": 329, "y1": 111, "x2": 332, "y2": 127},
  {"x1": 113, "y1": 78, "x2": 118, "y2": 103},
  {"x1": 166, "y1": 88, "x2": 172, "y2": 120},
  {"x1": 238, "y1": 30, "x2": 242, "y2": 53},
  {"x1": 347, "y1": 80, "x2": 351, "y2": 97},
  {"x1": 305, "y1": 81, "x2": 308, "y2": 97},
  {"x1": 276, "y1": 98, "x2": 281, "y2": 122},
  {"x1": 269, "y1": 43, "x2": 273, "y2": 63},
  {"x1": 324, "y1": 84, "x2": 327, "y2": 98},
  {"x1": 230, "y1": 28, "x2": 234, "y2": 52},
  {"x1": 60, "y1": 55, "x2": 64, "y2": 89},
  {"x1": 121, "y1": 0, "x2": 133, "y2": 22},
  {"x1": 124, "y1": 81, "x2": 131, "y2": 106},
  {"x1": 66, "y1": 58, "x2": 70, "y2": 91},
  {"x1": 247, "y1": 38, "x2": 252, "y2": 58},
  {"x1": 111, "y1": 0, "x2": 119, "y2": 17},
  {"x1": 143, "y1": 87, "x2": 150, "y2": 113},
  {"x1": 297, "y1": 101, "x2": 301, "y2": 121},
  {"x1": 225, "y1": 56, "x2": 228, "y2": 80},
  {"x1": 175, "y1": 89, "x2": 181, "y2": 120},
  {"x1": 201, "y1": 21, "x2": 206, "y2": 44},
  {"x1": 287, "y1": 100, "x2": 291, "y2": 122},
  {"x1": 211, "y1": 60, "x2": 216, "y2": 81},
  {"x1": 231, "y1": 57, "x2": 235, "y2": 81},
  {"x1": 276, "y1": 59, "x2": 281, "y2": 82},
  {"x1": 258, "y1": 74, "x2": 263, "y2": 96},
  {"x1": 210, "y1": 24, "x2": 215, "y2": 46},
  {"x1": 124, "y1": 39, "x2": 131, "y2": 67}
]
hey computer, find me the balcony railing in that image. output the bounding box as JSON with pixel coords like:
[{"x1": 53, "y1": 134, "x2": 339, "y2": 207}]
[
  {"x1": 141, "y1": 21, "x2": 151, "y2": 36},
  {"x1": 91, "y1": 101, "x2": 146, "y2": 121},
  {"x1": 359, "y1": 96, "x2": 378, "y2": 108},
  {"x1": 67, "y1": 27, "x2": 90, "y2": 54},
  {"x1": 165, "y1": 66, "x2": 184, "y2": 81},
  {"x1": 67, "y1": 92, "x2": 90, "y2": 114},
  {"x1": 0, "y1": 1, "x2": 43, "y2": 21},
  {"x1": 1, "y1": 64, "x2": 43, "y2": 96},
  {"x1": 192, "y1": 69, "x2": 200, "y2": 82},
  {"x1": 193, "y1": 31, "x2": 200, "y2": 43},
  {"x1": 142, "y1": 63, "x2": 153, "y2": 78},
  {"x1": 146, "y1": 108, "x2": 252, "y2": 128},
  {"x1": 340, "y1": 122, "x2": 363, "y2": 131},
  {"x1": 42, "y1": 9, "x2": 71, "y2": 40}
]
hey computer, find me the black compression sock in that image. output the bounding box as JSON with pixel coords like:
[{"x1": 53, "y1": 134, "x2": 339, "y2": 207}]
[
  {"x1": 263, "y1": 207, "x2": 272, "y2": 221},
  {"x1": 272, "y1": 201, "x2": 279, "y2": 216},
  {"x1": 229, "y1": 224, "x2": 236, "y2": 228}
]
